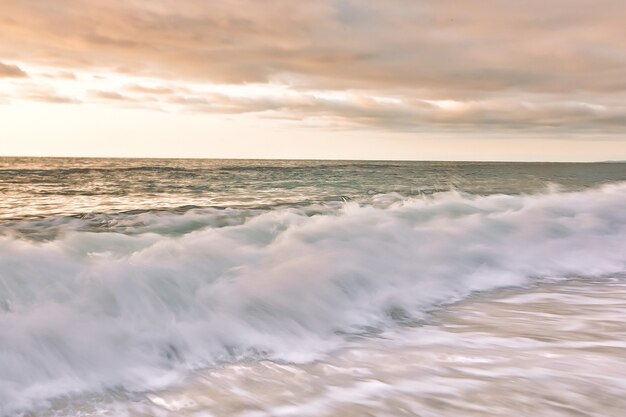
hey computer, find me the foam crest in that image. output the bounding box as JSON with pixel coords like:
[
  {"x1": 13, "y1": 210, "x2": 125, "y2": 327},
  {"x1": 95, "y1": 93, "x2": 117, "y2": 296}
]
[{"x1": 1, "y1": 184, "x2": 626, "y2": 414}]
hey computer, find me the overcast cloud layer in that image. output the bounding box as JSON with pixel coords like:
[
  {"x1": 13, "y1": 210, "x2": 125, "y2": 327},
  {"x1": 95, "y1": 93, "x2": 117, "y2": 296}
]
[{"x1": 1, "y1": 0, "x2": 626, "y2": 136}]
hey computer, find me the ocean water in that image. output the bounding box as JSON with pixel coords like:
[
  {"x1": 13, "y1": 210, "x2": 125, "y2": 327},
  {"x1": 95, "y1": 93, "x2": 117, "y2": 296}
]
[{"x1": 1, "y1": 157, "x2": 625, "y2": 416}]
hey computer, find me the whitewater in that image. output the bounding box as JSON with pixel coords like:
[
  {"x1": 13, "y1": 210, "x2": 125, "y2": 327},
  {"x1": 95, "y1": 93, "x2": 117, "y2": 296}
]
[{"x1": 1, "y1": 158, "x2": 625, "y2": 416}]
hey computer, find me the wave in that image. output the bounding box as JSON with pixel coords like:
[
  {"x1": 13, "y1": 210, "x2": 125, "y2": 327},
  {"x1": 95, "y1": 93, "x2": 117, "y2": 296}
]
[{"x1": 1, "y1": 184, "x2": 626, "y2": 414}]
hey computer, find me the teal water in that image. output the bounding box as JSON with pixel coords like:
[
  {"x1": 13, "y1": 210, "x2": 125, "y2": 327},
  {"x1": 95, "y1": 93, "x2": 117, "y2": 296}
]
[{"x1": 1, "y1": 158, "x2": 625, "y2": 219}]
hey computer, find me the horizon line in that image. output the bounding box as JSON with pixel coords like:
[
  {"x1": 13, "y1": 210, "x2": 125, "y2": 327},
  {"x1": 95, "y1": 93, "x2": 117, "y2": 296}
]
[{"x1": 1, "y1": 154, "x2": 623, "y2": 164}]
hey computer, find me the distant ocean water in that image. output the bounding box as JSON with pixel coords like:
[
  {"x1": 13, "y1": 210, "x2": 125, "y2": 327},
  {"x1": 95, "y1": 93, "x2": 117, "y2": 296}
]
[{"x1": 1, "y1": 158, "x2": 626, "y2": 416}]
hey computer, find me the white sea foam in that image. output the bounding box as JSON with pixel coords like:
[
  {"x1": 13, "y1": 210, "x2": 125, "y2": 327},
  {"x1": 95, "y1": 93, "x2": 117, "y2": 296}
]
[{"x1": 1, "y1": 183, "x2": 626, "y2": 415}]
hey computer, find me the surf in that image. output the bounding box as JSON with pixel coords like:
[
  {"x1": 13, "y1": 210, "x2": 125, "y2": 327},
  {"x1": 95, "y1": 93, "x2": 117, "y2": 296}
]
[{"x1": 1, "y1": 183, "x2": 626, "y2": 414}]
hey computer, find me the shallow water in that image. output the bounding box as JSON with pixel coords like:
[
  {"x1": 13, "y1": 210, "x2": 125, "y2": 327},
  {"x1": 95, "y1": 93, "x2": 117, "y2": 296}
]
[
  {"x1": 1, "y1": 158, "x2": 625, "y2": 416},
  {"x1": 35, "y1": 276, "x2": 626, "y2": 417}
]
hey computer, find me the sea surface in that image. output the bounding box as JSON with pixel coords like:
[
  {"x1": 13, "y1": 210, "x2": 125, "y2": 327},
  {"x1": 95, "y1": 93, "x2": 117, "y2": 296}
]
[{"x1": 1, "y1": 157, "x2": 625, "y2": 416}]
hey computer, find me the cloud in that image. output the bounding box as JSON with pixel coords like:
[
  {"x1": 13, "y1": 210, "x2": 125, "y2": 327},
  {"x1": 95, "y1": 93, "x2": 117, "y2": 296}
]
[
  {"x1": 101, "y1": 85, "x2": 626, "y2": 134},
  {"x1": 125, "y1": 84, "x2": 175, "y2": 95},
  {"x1": 1, "y1": 1, "x2": 626, "y2": 136},
  {"x1": 0, "y1": 62, "x2": 27, "y2": 78},
  {"x1": 41, "y1": 71, "x2": 77, "y2": 80},
  {"x1": 7, "y1": 74, "x2": 623, "y2": 135},
  {"x1": 2, "y1": 0, "x2": 625, "y2": 96},
  {"x1": 90, "y1": 90, "x2": 128, "y2": 100},
  {"x1": 24, "y1": 92, "x2": 80, "y2": 104},
  {"x1": 10, "y1": 83, "x2": 81, "y2": 104}
]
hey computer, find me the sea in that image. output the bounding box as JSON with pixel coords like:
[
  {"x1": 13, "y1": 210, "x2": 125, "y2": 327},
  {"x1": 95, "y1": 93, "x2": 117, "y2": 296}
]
[{"x1": 1, "y1": 157, "x2": 625, "y2": 416}]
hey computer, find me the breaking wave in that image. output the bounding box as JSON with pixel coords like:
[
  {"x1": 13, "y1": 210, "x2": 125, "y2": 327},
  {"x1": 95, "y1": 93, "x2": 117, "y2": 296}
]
[{"x1": 1, "y1": 183, "x2": 626, "y2": 414}]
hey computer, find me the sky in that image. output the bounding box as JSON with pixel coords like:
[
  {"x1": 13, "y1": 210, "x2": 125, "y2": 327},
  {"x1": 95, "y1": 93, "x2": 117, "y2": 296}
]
[{"x1": 1, "y1": 0, "x2": 625, "y2": 161}]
